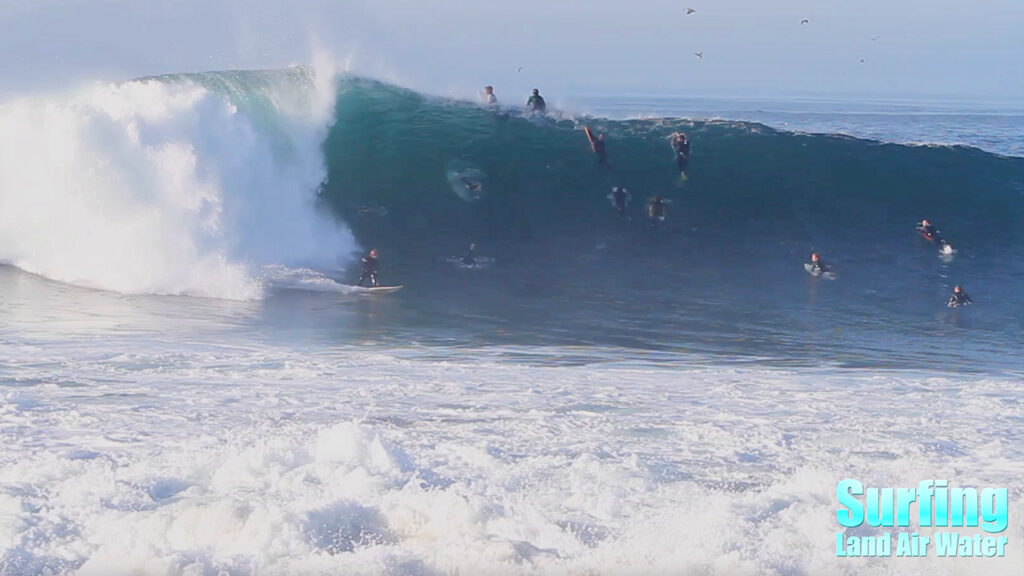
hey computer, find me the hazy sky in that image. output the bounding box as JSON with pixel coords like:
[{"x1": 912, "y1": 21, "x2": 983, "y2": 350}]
[{"x1": 1, "y1": 0, "x2": 1022, "y2": 101}]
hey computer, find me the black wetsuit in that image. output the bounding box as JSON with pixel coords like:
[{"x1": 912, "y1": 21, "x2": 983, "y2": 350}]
[
  {"x1": 462, "y1": 247, "x2": 476, "y2": 266},
  {"x1": 611, "y1": 188, "x2": 628, "y2": 217},
  {"x1": 593, "y1": 139, "x2": 610, "y2": 169},
  {"x1": 673, "y1": 137, "x2": 691, "y2": 173},
  {"x1": 948, "y1": 291, "x2": 972, "y2": 308},
  {"x1": 527, "y1": 94, "x2": 546, "y2": 112},
  {"x1": 358, "y1": 256, "x2": 379, "y2": 287},
  {"x1": 809, "y1": 260, "x2": 827, "y2": 274}
]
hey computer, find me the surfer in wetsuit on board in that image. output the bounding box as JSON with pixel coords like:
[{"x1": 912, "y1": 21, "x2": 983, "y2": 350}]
[
  {"x1": 808, "y1": 252, "x2": 830, "y2": 275},
  {"x1": 358, "y1": 249, "x2": 380, "y2": 287}
]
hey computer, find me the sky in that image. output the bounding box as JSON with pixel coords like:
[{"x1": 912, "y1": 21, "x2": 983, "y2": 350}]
[{"x1": 1, "y1": 0, "x2": 1022, "y2": 102}]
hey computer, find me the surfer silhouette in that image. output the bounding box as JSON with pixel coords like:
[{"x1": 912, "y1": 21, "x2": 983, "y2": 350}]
[
  {"x1": 947, "y1": 285, "x2": 972, "y2": 308},
  {"x1": 481, "y1": 85, "x2": 497, "y2": 105},
  {"x1": 358, "y1": 249, "x2": 380, "y2": 287},
  {"x1": 670, "y1": 132, "x2": 691, "y2": 178},
  {"x1": 462, "y1": 243, "x2": 477, "y2": 266},
  {"x1": 647, "y1": 195, "x2": 667, "y2": 226},
  {"x1": 526, "y1": 89, "x2": 546, "y2": 113},
  {"x1": 610, "y1": 186, "x2": 629, "y2": 218},
  {"x1": 808, "y1": 252, "x2": 829, "y2": 274}
]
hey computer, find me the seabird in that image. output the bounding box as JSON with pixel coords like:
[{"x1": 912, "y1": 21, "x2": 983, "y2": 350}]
[
  {"x1": 686, "y1": 8, "x2": 695, "y2": 14},
  {"x1": 517, "y1": 66, "x2": 523, "y2": 72},
  {"x1": 801, "y1": 19, "x2": 809, "y2": 25},
  {"x1": 694, "y1": 52, "x2": 703, "y2": 60}
]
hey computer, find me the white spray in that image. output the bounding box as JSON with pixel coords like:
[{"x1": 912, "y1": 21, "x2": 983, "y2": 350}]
[{"x1": 0, "y1": 66, "x2": 353, "y2": 300}]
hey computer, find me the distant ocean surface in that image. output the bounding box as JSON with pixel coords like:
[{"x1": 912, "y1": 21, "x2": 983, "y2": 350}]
[
  {"x1": 1, "y1": 69, "x2": 1022, "y2": 575},
  {"x1": 573, "y1": 94, "x2": 1024, "y2": 158}
]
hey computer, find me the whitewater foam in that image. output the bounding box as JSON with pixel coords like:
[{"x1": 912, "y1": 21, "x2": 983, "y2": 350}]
[
  {"x1": 0, "y1": 68, "x2": 352, "y2": 300},
  {"x1": 2, "y1": 335, "x2": 1022, "y2": 575}
]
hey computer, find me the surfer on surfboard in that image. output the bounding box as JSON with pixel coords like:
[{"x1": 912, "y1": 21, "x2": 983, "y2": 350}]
[
  {"x1": 357, "y1": 249, "x2": 380, "y2": 287},
  {"x1": 802, "y1": 251, "x2": 835, "y2": 278},
  {"x1": 584, "y1": 127, "x2": 611, "y2": 169}
]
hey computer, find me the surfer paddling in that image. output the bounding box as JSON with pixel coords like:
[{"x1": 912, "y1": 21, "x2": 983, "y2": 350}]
[{"x1": 917, "y1": 219, "x2": 952, "y2": 253}]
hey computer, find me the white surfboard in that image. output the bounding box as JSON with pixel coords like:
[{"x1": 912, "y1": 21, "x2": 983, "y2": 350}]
[
  {"x1": 362, "y1": 285, "x2": 403, "y2": 294},
  {"x1": 804, "y1": 263, "x2": 836, "y2": 280}
]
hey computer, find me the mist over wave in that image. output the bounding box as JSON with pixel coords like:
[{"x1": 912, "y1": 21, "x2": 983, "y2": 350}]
[{"x1": 0, "y1": 67, "x2": 352, "y2": 300}]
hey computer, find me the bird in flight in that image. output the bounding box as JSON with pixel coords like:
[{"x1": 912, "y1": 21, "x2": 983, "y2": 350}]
[
  {"x1": 517, "y1": 66, "x2": 523, "y2": 72},
  {"x1": 694, "y1": 52, "x2": 703, "y2": 60},
  {"x1": 686, "y1": 8, "x2": 695, "y2": 14},
  {"x1": 801, "y1": 19, "x2": 809, "y2": 25}
]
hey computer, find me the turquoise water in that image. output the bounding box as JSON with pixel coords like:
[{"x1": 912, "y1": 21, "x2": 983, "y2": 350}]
[{"x1": 1, "y1": 69, "x2": 1022, "y2": 575}]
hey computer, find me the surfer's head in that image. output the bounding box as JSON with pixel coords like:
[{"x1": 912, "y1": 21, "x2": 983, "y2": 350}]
[
  {"x1": 811, "y1": 252, "x2": 820, "y2": 262},
  {"x1": 369, "y1": 249, "x2": 378, "y2": 258},
  {"x1": 922, "y1": 219, "x2": 931, "y2": 226},
  {"x1": 532, "y1": 89, "x2": 539, "y2": 95},
  {"x1": 484, "y1": 85, "x2": 493, "y2": 93},
  {"x1": 954, "y1": 285, "x2": 963, "y2": 293},
  {"x1": 597, "y1": 133, "x2": 605, "y2": 141}
]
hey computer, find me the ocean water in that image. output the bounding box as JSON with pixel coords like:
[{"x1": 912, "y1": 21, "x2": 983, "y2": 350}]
[{"x1": 1, "y1": 68, "x2": 1023, "y2": 575}]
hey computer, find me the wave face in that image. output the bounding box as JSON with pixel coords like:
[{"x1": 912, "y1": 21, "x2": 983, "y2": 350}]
[
  {"x1": 0, "y1": 68, "x2": 351, "y2": 300},
  {"x1": 4, "y1": 71, "x2": 1024, "y2": 363},
  {"x1": 322, "y1": 80, "x2": 1024, "y2": 254},
  {"x1": 316, "y1": 80, "x2": 1024, "y2": 368}
]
